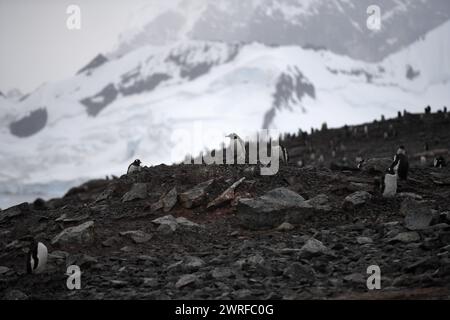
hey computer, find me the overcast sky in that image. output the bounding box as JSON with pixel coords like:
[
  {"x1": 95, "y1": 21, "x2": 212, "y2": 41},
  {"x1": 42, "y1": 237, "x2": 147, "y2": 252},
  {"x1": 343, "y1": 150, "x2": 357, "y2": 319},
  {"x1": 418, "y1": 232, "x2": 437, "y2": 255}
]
[{"x1": 0, "y1": 0, "x2": 149, "y2": 94}]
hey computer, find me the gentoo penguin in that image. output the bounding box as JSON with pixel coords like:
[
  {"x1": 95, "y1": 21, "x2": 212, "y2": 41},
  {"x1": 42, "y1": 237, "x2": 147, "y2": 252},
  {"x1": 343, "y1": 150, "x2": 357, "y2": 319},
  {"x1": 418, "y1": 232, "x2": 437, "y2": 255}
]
[
  {"x1": 434, "y1": 156, "x2": 446, "y2": 168},
  {"x1": 356, "y1": 157, "x2": 365, "y2": 170},
  {"x1": 280, "y1": 144, "x2": 289, "y2": 164},
  {"x1": 389, "y1": 146, "x2": 409, "y2": 180},
  {"x1": 26, "y1": 240, "x2": 48, "y2": 274},
  {"x1": 382, "y1": 167, "x2": 397, "y2": 198},
  {"x1": 127, "y1": 159, "x2": 141, "y2": 174},
  {"x1": 225, "y1": 133, "x2": 246, "y2": 163}
]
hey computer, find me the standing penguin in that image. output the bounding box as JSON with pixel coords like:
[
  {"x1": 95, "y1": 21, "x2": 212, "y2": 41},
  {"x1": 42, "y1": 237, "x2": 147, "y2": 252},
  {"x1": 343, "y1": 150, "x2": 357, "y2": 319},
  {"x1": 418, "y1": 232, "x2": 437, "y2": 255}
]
[
  {"x1": 127, "y1": 159, "x2": 141, "y2": 174},
  {"x1": 434, "y1": 156, "x2": 446, "y2": 168},
  {"x1": 280, "y1": 144, "x2": 289, "y2": 164},
  {"x1": 389, "y1": 146, "x2": 409, "y2": 180},
  {"x1": 26, "y1": 240, "x2": 48, "y2": 274}
]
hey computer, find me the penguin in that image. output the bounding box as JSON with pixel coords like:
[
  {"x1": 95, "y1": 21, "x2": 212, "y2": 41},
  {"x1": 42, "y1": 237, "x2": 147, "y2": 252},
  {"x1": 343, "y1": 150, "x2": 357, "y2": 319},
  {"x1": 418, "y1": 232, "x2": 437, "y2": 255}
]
[
  {"x1": 127, "y1": 159, "x2": 141, "y2": 174},
  {"x1": 225, "y1": 133, "x2": 246, "y2": 163},
  {"x1": 434, "y1": 156, "x2": 446, "y2": 168},
  {"x1": 364, "y1": 125, "x2": 369, "y2": 137},
  {"x1": 382, "y1": 167, "x2": 397, "y2": 198},
  {"x1": 356, "y1": 157, "x2": 365, "y2": 169},
  {"x1": 26, "y1": 240, "x2": 48, "y2": 274},
  {"x1": 389, "y1": 146, "x2": 409, "y2": 180},
  {"x1": 420, "y1": 156, "x2": 427, "y2": 166},
  {"x1": 280, "y1": 144, "x2": 289, "y2": 164}
]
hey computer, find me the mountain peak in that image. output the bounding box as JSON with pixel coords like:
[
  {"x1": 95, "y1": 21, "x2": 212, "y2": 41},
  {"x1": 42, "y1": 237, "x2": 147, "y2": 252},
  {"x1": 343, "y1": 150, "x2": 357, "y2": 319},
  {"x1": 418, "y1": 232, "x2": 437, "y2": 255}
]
[{"x1": 77, "y1": 54, "x2": 109, "y2": 75}]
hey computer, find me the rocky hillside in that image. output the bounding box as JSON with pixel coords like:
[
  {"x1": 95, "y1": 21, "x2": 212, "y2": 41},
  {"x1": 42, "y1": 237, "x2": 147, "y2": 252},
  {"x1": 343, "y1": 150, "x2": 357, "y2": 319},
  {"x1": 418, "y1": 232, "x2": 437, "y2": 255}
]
[{"x1": 0, "y1": 111, "x2": 450, "y2": 300}]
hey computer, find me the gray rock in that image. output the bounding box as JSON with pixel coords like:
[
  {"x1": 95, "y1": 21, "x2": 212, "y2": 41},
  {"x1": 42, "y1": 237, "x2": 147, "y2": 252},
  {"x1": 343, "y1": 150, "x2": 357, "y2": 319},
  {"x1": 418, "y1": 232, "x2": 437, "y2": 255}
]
[
  {"x1": 3, "y1": 290, "x2": 28, "y2": 300},
  {"x1": 342, "y1": 191, "x2": 372, "y2": 210},
  {"x1": 211, "y1": 267, "x2": 234, "y2": 279},
  {"x1": 361, "y1": 158, "x2": 392, "y2": 173},
  {"x1": 305, "y1": 194, "x2": 333, "y2": 212},
  {"x1": 119, "y1": 230, "x2": 152, "y2": 244},
  {"x1": 51, "y1": 221, "x2": 95, "y2": 245},
  {"x1": 237, "y1": 187, "x2": 313, "y2": 230},
  {"x1": 300, "y1": 238, "x2": 329, "y2": 256},
  {"x1": 207, "y1": 177, "x2": 245, "y2": 209},
  {"x1": 184, "y1": 256, "x2": 205, "y2": 270},
  {"x1": 179, "y1": 179, "x2": 215, "y2": 208},
  {"x1": 162, "y1": 187, "x2": 178, "y2": 212},
  {"x1": 157, "y1": 224, "x2": 177, "y2": 235},
  {"x1": 0, "y1": 266, "x2": 10, "y2": 274},
  {"x1": 247, "y1": 254, "x2": 265, "y2": 266},
  {"x1": 233, "y1": 289, "x2": 253, "y2": 299},
  {"x1": 343, "y1": 273, "x2": 366, "y2": 285},
  {"x1": 122, "y1": 183, "x2": 148, "y2": 202},
  {"x1": 276, "y1": 222, "x2": 295, "y2": 231},
  {"x1": 66, "y1": 254, "x2": 98, "y2": 267},
  {"x1": 175, "y1": 274, "x2": 198, "y2": 288},
  {"x1": 283, "y1": 262, "x2": 314, "y2": 279},
  {"x1": 397, "y1": 193, "x2": 423, "y2": 200},
  {"x1": 401, "y1": 198, "x2": 433, "y2": 230},
  {"x1": 389, "y1": 231, "x2": 420, "y2": 243},
  {"x1": 152, "y1": 215, "x2": 178, "y2": 232},
  {"x1": 142, "y1": 278, "x2": 159, "y2": 287},
  {"x1": 48, "y1": 250, "x2": 69, "y2": 262},
  {"x1": 102, "y1": 236, "x2": 121, "y2": 247},
  {"x1": 356, "y1": 236, "x2": 373, "y2": 244},
  {"x1": 175, "y1": 217, "x2": 200, "y2": 228},
  {"x1": 152, "y1": 215, "x2": 201, "y2": 234}
]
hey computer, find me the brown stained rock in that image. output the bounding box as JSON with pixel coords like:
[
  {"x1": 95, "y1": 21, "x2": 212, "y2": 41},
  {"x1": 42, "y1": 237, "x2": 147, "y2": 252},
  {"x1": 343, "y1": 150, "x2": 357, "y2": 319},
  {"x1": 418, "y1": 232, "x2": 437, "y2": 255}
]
[
  {"x1": 207, "y1": 177, "x2": 245, "y2": 209},
  {"x1": 179, "y1": 179, "x2": 215, "y2": 209}
]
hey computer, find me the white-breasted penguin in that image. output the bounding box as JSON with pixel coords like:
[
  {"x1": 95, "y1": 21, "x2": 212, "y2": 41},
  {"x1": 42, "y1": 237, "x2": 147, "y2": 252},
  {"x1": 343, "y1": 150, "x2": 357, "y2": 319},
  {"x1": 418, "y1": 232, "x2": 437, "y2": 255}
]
[
  {"x1": 434, "y1": 156, "x2": 446, "y2": 168},
  {"x1": 225, "y1": 133, "x2": 246, "y2": 163},
  {"x1": 280, "y1": 144, "x2": 289, "y2": 164},
  {"x1": 26, "y1": 240, "x2": 48, "y2": 274},
  {"x1": 127, "y1": 159, "x2": 141, "y2": 174},
  {"x1": 389, "y1": 146, "x2": 409, "y2": 180}
]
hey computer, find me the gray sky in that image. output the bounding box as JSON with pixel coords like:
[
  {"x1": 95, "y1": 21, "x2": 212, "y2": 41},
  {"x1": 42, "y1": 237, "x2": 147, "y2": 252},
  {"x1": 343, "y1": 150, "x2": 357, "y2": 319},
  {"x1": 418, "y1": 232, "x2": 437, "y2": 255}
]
[{"x1": 0, "y1": 0, "x2": 148, "y2": 94}]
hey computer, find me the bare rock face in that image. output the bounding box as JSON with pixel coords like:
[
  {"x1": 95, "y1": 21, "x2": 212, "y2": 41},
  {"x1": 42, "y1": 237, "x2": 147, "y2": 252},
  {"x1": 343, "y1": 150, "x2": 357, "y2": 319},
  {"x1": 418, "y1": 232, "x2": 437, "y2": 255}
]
[
  {"x1": 122, "y1": 183, "x2": 148, "y2": 202},
  {"x1": 179, "y1": 179, "x2": 215, "y2": 209},
  {"x1": 0, "y1": 202, "x2": 30, "y2": 223},
  {"x1": 237, "y1": 187, "x2": 314, "y2": 230},
  {"x1": 162, "y1": 187, "x2": 178, "y2": 212},
  {"x1": 401, "y1": 198, "x2": 433, "y2": 230},
  {"x1": 51, "y1": 221, "x2": 95, "y2": 245}
]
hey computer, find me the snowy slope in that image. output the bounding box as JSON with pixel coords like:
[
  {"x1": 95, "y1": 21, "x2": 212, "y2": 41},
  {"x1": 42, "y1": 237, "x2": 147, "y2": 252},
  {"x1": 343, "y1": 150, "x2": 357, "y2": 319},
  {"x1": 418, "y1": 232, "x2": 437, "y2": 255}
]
[{"x1": 0, "y1": 20, "x2": 449, "y2": 208}]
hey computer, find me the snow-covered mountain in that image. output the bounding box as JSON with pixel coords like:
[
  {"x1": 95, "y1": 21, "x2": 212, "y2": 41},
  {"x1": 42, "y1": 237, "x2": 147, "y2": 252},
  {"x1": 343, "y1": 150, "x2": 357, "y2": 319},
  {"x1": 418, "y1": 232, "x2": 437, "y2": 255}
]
[
  {"x1": 112, "y1": 0, "x2": 450, "y2": 62},
  {"x1": 0, "y1": 4, "x2": 449, "y2": 208}
]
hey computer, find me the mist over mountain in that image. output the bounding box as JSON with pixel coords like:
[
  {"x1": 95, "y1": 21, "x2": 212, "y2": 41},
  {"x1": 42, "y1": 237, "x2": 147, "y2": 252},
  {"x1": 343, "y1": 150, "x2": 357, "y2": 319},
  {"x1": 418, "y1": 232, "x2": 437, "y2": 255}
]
[
  {"x1": 113, "y1": 0, "x2": 450, "y2": 62},
  {"x1": 0, "y1": 0, "x2": 449, "y2": 208}
]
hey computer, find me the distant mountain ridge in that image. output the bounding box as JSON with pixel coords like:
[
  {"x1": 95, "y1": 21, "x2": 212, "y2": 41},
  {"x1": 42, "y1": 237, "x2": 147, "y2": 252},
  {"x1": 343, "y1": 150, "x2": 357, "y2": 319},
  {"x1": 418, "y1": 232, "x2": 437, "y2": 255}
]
[{"x1": 112, "y1": 0, "x2": 450, "y2": 62}]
